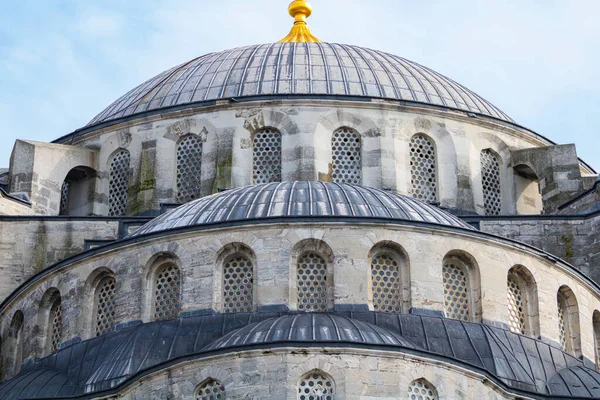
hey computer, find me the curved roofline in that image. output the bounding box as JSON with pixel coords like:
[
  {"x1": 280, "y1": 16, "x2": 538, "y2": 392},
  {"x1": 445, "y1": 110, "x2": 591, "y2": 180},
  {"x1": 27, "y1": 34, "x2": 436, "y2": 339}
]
[
  {"x1": 1, "y1": 215, "x2": 598, "y2": 314},
  {"x1": 52, "y1": 94, "x2": 596, "y2": 174}
]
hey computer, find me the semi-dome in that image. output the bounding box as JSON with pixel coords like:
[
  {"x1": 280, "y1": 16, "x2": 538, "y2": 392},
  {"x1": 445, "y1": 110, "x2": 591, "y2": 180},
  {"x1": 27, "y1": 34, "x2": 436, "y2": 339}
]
[
  {"x1": 86, "y1": 42, "x2": 513, "y2": 129},
  {"x1": 129, "y1": 181, "x2": 473, "y2": 237}
]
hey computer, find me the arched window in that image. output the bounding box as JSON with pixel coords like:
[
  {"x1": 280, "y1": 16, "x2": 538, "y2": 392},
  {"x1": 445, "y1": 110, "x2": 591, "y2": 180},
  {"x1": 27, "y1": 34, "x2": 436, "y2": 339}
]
[
  {"x1": 409, "y1": 134, "x2": 437, "y2": 202},
  {"x1": 557, "y1": 286, "x2": 581, "y2": 356},
  {"x1": 108, "y1": 149, "x2": 131, "y2": 216},
  {"x1": 408, "y1": 379, "x2": 438, "y2": 400},
  {"x1": 48, "y1": 293, "x2": 62, "y2": 353},
  {"x1": 195, "y1": 379, "x2": 226, "y2": 400},
  {"x1": 480, "y1": 149, "x2": 502, "y2": 215},
  {"x1": 298, "y1": 370, "x2": 335, "y2": 400},
  {"x1": 59, "y1": 181, "x2": 70, "y2": 215},
  {"x1": 593, "y1": 311, "x2": 600, "y2": 370},
  {"x1": 507, "y1": 266, "x2": 539, "y2": 337},
  {"x1": 176, "y1": 134, "x2": 203, "y2": 203},
  {"x1": 370, "y1": 245, "x2": 409, "y2": 313},
  {"x1": 331, "y1": 127, "x2": 361, "y2": 184},
  {"x1": 442, "y1": 253, "x2": 480, "y2": 322},
  {"x1": 9, "y1": 311, "x2": 24, "y2": 375},
  {"x1": 93, "y1": 277, "x2": 117, "y2": 336},
  {"x1": 153, "y1": 263, "x2": 181, "y2": 321},
  {"x1": 253, "y1": 128, "x2": 282, "y2": 184},
  {"x1": 297, "y1": 252, "x2": 329, "y2": 312},
  {"x1": 223, "y1": 254, "x2": 254, "y2": 313}
]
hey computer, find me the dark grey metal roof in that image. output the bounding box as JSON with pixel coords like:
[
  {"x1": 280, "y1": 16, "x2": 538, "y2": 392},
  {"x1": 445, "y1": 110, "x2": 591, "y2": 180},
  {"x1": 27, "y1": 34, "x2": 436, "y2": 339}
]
[
  {"x1": 129, "y1": 181, "x2": 474, "y2": 238},
  {"x1": 2, "y1": 312, "x2": 600, "y2": 399},
  {"x1": 86, "y1": 43, "x2": 513, "y2": 128}
]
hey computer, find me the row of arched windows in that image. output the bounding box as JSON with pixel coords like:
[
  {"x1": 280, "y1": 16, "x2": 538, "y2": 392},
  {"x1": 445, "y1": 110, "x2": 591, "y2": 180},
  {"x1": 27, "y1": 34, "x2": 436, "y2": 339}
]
[{"x1": 59, "y1": 129, "x2": 504, "y2": 216}]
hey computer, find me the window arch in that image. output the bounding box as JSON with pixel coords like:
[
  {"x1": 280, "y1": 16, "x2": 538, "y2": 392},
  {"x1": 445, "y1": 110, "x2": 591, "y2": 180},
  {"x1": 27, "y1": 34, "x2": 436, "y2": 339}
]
[
  {"x1": 480, "y1": 149, "x2": 502, "y2": 215},
  {"x1": 195, "y1": 379, "x2": 226, "y2": 400},
  {"x1": 176, "y1": 134, "x2": 203, "y2": 203},
  {"x1": 152, "y1": 263, "x2": 182, "y2": 321},
  {"x1": 108, "y1": 149, "x2": 131, "y2": 216},
  {"x1": 297, "y1": 252, "x2": 330, "y2": 312},
  {"x1": 331, "y1": 127, "x2": 361, "y2": 184},
  {"x1": 593, "y1": 311, "x2": 600, "y2": 370},
  {"x1": 557, "y1": 285, "x2": 581, "y2": 356},
  {"x1": 369, "y1": 243, "x2": 410, "y2": 313},
  {"x1": 298, "y1": 370, "x2": 335, "y2": 400},
  {"x1": 507, "y1": 266, "x2": 539, "y2": 337},
  {"x1": 253, "y1": 127, "x2": 282, "y2": 184},
  {"x1": 442, "y1": 252, "x2": 480, "y2": 322},
  {"x1": 9, "y1": 311, "x2": 24, "y2": 375},
  {"x1": 410, "y1": 134, "x2": 437, "y2": 202},
  {"x1": 408, "y1": 378, "x2": 438, "y2": 400},
  {"x1": 47, "y1": 293, "x2": 63, "y2": 353},
  {"x1": 93, "y1": 276, "x2": 117, "y2": 336},
  {"x1": 223, "y1": 254, "x2": 254, "y2": 313}
]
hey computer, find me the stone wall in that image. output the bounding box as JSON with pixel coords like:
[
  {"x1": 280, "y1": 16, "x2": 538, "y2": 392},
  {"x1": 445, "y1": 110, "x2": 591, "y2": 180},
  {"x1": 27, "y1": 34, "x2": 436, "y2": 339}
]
[{"x1": 0, "y1": 192, "x2": 36, "y2": 216}]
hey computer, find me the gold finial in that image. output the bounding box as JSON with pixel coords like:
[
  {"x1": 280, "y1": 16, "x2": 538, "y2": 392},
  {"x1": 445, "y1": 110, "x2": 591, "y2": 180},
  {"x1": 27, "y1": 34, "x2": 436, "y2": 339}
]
[{"x1": 279, "y1": 0, "x2": 321, "y2": 43}]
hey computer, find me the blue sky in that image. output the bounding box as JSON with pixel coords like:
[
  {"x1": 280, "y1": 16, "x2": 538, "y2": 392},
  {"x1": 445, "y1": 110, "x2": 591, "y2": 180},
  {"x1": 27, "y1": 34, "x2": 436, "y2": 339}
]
[{"x1": 0, "y1": 0, "x2": 598, "y2": 171}]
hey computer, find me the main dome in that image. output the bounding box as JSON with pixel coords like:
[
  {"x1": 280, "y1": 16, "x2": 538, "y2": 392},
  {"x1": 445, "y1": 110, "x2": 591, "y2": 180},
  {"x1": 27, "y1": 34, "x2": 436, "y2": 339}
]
[{"x1": 87, "y1": 42, "x2": 513, "y2": 128}]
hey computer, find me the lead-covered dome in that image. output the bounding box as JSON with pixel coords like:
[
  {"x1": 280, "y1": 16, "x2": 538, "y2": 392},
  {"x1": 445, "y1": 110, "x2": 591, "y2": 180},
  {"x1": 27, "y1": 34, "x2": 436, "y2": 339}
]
[
  {"x1": 87, "y1": 42, "x2": 513, "y2": 128},
  {"x1": 130, "y1": 181, "x2": 473, "y2": 238}
]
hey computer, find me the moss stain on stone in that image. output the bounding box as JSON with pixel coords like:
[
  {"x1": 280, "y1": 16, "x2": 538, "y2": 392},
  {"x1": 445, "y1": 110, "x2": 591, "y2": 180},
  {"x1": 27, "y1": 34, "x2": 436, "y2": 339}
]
[
  {"x1": 561, "y1": 235, "x2": 574, "y2": 260},
  {"x1": 211, "y1": 153, "x2": 233, "y2": 194}
]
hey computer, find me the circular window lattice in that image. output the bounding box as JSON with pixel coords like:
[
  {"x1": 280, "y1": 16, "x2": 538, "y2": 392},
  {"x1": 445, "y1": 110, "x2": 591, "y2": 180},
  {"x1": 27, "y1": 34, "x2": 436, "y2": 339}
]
[
  {"x1": 108, "y1": 150, "x2": 131, "y2": 216},
  {"x1": 298, "y1": 372, "x2": 335, "y2": 400},
  {"x1": 153, "y1": 264, "x2": 181, "y2": 321},
  {"x1": 557, "y1": 296, "x2": 567, "y2": 351},
  {"x1": 507, "y1": 277, "x2": 526, "y2": 334},
  {"x1": 95, "y1": 277, "x2": 117, "y2": 336},
  {"x1": 480, "y1": 150, "x2": 502, "y2": 215},
  {"x1": 176, "y1": 135, "x2": 203, "y2": 203},
  {"x1": 371, "y1": 254, "x2": 402, "y2": 313},
  {"x1": 331, "y1": 127, "x2": 361, "y2": 184},
  {"x1": 253, "y1": 128, "x2": 282, "y2": 184},
  {"x1": 59, "y1": 181, "x2": 69, "y2": 215},
  {"x1": 196, "y1": 380, "x2": 226, "y2": 400},
  {"x1": 223, "y1": 256, "x2": 253, "y2": 313},
  {"x1": 297, "y1": 253, "x2": 328, "y2": 312},
  {"x1": 408, "y1": 379, "x2": 438, "y2": 400},
  {"x1": 49, "y1": 296, "x2": 62, "y2": 353},
  {"x1": 443, "y1": 262, "x2": 470, "y2": 321},
  {"x1": 410, "y1": 135, "x2": 437, "y2": 202}
]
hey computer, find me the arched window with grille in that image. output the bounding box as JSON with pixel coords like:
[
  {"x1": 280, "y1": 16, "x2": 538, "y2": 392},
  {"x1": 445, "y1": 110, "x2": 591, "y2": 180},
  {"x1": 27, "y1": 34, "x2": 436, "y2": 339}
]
[
  {"x1": 223, "y1": 254, "x2": 254, "y2": 313},
  {"x1": 557, "y1": 286, "x2": 581, "y2": 356},
  {"x1": 480, "y1": 149, "x2": 502, "y2": 215},
  {"x1": 93, "y1": 277, "x2": 117, "y2": 336},
  {"x1": 442, "y1": 253, "x2": 480, "y2": 322},
  {"x1": 594, "y1": 311, "x2": 600, "y2": 370},
  {"x1": 59, "y1": 181, "x2": 70, "y2": 215},
  {"x1": 331, "y1": 127, "x2": 361, "y2": 184},
  {"x1": 152, "y1": 263, "x2": 182, "y2": 321},
  {"x1": 195, "y1": 379, "x2": 226, "y2": 400},
  {"x1": 408, "y1": 379, "x2": 438, "y2": 400},
  {"x1": 506, "y1": 266, "x2": 539, "y2": 337},
  {"x1": 176, "y1": 134, "x2": 203, "y2": 203},
  {"x1": 108, "y1": 149, "x2": 131, "y2": 216},
  {"x1": 253, "y1": 128, "x2": 282, "y2": 184},
  {"x1": 409, "y1": 134, "x2": 437, "y2": 202},
  {"x1": 298, "y1": 370, "x2": 335, "y2": 400},
  {"x1": 47, "y1": 293, "x2": 62, "y2": 353},
  {"x1": 297, "y1": 252, "x2": 330, "y2": 312},
  {"x1": 9, "y1": 311, "x2": 24, "y2": 375},
  {"x1": 370, "y1": 244, "x2": 409, "y2": 314}
]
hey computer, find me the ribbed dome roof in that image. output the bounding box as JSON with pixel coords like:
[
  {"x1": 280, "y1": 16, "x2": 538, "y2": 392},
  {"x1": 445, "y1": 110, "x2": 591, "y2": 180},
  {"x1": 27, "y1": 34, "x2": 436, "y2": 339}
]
[
  {"x1": 129, "y1": 181, "x2": 473, "y2": 238},
  {"x1": 87, "y1": 43, "x2": 513, "y2": 128}
]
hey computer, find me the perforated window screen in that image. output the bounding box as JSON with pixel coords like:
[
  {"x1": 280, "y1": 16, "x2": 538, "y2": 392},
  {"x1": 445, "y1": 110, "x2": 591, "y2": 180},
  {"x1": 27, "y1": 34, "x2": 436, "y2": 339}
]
[
  {"x1": 507, "y1": 277, "x2": 526, "y2": 334},
  {"x1": 371, "y1": 254, "x2": 402, "y2": 313},
  {"x1": 253, "y1": 128, "x2": 282, "y2": 184},
  {"x1": 297, "y1": 253, "x2": 328, "y2": 312},
  {"x1": 480, "y1": 149, "x2": 502, "y2": 215},
  {"x1": 49, "y1": 295, "x2": 62, "y2": 353},
  {"x1": 223, "y1": 255, "x2": 253, "y2": 313},
  {"x1": 176, "y1": 135, "x2": 203, "y2": 203},
  {"x1": 410, "y1": 135, "x2": 437, "y2": 202},
  {"x1": 443, "y1": 260, "x2": 470, "y2": 321},
  {"x1": 59, "y1": 181, "x2": 69, "y2": 215},
  {"x1": 331, "y1": 127, "x2": 361, "y2": 184},
  {"x1": 558, "y1": 294, "x2": 568, "y2": 351},
  {"x1": 298, "y1": 372, "x2": 335, "y2": 400},
  {"x1": 196, "y1": 380, "x2": 226, "y2": 400},
  {"x1": 153, "y1": 264, "x2": 181, "y2": 321},
  {"x1": 94, "y1": 277, "x2": 116, "y2": 336},
  {"x1": 408, "y1": 379, "x2": 438, "y2": 400},
  {"x1": 108, "y1": 150, "x2": 131, "y2": 216}
]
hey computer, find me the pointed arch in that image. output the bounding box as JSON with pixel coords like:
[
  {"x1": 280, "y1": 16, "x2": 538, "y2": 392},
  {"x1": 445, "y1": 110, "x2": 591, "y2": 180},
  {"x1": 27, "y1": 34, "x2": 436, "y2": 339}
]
[
  {"x1": 292, "y1": 239, "x2": 335, "y2": 312},
  {"x1": 368, "y1": 241, "x2": 410, "y2": 313},
  {"x1": 442, "y1": 251, "x2": 481, "y2": 322}
]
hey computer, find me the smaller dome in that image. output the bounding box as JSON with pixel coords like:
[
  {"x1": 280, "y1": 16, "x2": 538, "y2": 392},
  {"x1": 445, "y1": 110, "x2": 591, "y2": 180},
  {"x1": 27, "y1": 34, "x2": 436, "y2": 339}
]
[{"x1": 130, "y1": 181, "x2": 473, "y2": 237}]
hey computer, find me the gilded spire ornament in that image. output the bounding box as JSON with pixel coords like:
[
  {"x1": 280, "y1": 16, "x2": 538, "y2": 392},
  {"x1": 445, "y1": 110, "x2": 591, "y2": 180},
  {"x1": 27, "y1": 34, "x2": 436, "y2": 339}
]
[{"x1": 279, "y1": 0, "x2": 321, "y2": 43}]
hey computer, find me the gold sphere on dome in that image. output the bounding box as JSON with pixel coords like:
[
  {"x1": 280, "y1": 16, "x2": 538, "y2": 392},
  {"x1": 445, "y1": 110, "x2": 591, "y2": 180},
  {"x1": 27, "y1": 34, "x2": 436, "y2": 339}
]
[{"x1": 288, "y1": 0, "x2": 313, "y2": 21}]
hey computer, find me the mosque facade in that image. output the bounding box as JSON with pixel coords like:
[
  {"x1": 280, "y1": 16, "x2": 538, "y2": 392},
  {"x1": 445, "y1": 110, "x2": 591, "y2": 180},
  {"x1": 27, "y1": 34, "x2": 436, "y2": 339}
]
[{"x1": 0, "y1": 1, "x2": 599, "y2": 398}]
